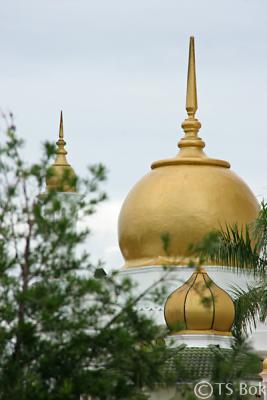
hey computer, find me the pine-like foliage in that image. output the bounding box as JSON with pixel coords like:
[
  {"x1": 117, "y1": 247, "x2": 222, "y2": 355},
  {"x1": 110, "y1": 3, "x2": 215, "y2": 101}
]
[{"x1": 0, "y1": 116, "x2": 171, "y2": 400}]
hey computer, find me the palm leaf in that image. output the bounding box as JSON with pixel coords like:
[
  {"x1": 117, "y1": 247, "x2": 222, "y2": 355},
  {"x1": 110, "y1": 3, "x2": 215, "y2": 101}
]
[
  {"x1": 230, "y1": 284, "x2": 267, "y2": 338},
  {"x1": 252, "y1": 200, "x2": 267, "y2": 250},
  {"x1": 191, "y1": 224, "x2": 263, "y2": 275}
]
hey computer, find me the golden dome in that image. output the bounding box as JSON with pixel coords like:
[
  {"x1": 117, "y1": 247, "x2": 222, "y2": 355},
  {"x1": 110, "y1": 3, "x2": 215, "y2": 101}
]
[
  {"x1": 118, "y1": 37, "x2": 259, "y2": 268},
  {"x1": 262, "y1": 357, "x2": 267, "y2": 372},
  {"x1": 46, "y1": 112, "x2": 76, "y2": 193},
  {"x1": 164, "y1": 268, "x2": 235, "y2": 335}
]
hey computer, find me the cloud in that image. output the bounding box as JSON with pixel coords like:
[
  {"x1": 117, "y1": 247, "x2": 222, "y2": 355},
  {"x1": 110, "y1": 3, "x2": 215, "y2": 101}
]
[{"x1": 84, "y1": 200, "x2": 124, "y2": 271}]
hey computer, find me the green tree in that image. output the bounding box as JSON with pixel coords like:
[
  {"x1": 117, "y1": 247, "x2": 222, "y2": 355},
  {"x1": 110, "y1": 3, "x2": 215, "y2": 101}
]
[
  {"x1": 193, "y1": 204, "x2": 267, "y2": 341},
  {"x1": 0, "y1": 115, "x2": 172, "y2": 400}
]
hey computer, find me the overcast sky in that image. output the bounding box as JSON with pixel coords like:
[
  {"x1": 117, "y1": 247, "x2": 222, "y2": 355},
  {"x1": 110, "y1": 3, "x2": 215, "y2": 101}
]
[{"x1": 1, "y1": 0, "x2": 267, "y2": 268}]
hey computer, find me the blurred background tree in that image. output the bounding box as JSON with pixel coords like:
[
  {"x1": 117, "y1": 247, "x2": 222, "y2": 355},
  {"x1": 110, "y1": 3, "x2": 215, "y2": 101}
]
[{"x1": 0, "y1": 115, "x2": 172, "y2": 400}]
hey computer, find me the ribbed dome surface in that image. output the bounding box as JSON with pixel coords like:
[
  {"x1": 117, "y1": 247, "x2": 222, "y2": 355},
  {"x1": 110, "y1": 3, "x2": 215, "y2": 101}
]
[{"x1": 164, "y1": 269, "x2": 235, "y2": 335}]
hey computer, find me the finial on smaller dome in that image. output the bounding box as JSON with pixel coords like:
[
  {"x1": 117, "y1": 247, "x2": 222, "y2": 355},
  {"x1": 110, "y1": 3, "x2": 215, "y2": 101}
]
[
  {"x1": 59, "y1": 111, "x2": 63, "y2": 137},
  {"x1": 55, "y1": 111, "x2": 69, "y2": 167},
  {"x1": 46, "y1": 112, "x2": 76, "y2": 193}
]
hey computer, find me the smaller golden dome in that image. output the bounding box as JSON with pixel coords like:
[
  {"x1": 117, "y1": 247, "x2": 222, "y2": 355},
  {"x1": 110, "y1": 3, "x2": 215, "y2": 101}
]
[
  {"x1": 46, "y1": 112, "x2": 76, "y2": 193},
  {"x1": 262, "y1": 357, "x2": 267, "y2": 372},
  {"x1": 164, "y1": 268, "x2": 235, "y2": 336}
]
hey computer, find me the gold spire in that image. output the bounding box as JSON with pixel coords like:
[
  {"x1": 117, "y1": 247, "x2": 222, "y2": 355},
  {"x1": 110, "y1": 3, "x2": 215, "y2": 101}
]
[
  {"x1": 54, "y1": 111, "x2": 69, "y2": 167},
  {"x1": 179, "y1": 36, "x2": 204, "y2": 151},
  {"x1": 151, "y1": 36, "x2": 230, "y2": 169},
  {"x1": 46, "y1": 112, "x2": 76, "y2": 192},
  {"x1": 186, "y1": 36, "x2": 198, "y2": 118}
]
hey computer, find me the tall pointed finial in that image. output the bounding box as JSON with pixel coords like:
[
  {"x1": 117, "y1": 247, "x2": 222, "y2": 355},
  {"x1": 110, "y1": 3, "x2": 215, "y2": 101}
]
[
  {"x1": 151, "y1": 36, "x2": 230, "y2": 169},
  {"x1": 55, "y1": 111, "x2": 68, "y2": 163},
  {"x1": 59, "y1": 110, "x2": 64, "y2": 139},
  {"x1": 46, "y1": 111, "x2": 76, "y2": 192},
  {"x1": 178, "y1": 36, "x2": 204, "y2": 151},
  {"x1": 186, "y1": 37, "x2": 198, "y2": 119}
]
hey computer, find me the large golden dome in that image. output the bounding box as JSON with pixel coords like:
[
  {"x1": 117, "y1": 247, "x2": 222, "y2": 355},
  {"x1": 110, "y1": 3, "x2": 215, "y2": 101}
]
[{"x1": 118, "y1": 37, "x2": 259, "y2": 268}]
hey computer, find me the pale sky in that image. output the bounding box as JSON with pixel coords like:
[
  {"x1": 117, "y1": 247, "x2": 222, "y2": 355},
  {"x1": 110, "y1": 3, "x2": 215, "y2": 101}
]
[{"x1": 1, "y1": 0, "x2": 267, "y2": 268}]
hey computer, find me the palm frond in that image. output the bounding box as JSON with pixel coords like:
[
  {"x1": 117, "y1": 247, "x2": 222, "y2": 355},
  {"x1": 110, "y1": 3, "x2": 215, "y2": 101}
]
[
  {"x1": 252, "y1": 200, "x2": 267, "y2": 250},
  {"x1": 191, "y1": 224, "x2": 262, "y2": 275},
  {"x1": 230, "y1": 284, "x2": 266, "y2": 338}
]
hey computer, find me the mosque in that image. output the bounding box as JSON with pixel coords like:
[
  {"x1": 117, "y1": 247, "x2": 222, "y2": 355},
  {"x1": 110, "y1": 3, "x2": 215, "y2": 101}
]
[{"x1": 46, "y1": 37, "x2": 267, "y2": 399}]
